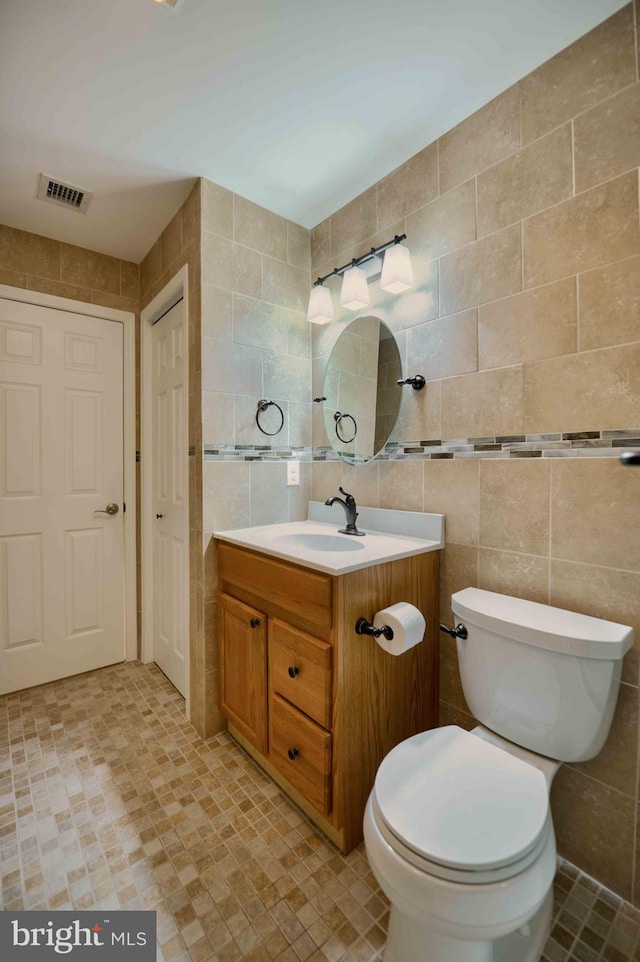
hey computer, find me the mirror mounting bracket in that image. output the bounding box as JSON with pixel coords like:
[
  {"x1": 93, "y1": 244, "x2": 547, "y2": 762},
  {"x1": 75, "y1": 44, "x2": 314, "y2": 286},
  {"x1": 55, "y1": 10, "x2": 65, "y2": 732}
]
[{"x1": 397, "y1": 374, "x2": 426, "y2": 391}]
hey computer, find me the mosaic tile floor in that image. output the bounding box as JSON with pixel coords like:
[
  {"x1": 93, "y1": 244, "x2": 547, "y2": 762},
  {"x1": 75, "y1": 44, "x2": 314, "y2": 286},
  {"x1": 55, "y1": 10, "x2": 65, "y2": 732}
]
[{"x1": 1, "y1": 662, "x2": 639, "y2": 962}]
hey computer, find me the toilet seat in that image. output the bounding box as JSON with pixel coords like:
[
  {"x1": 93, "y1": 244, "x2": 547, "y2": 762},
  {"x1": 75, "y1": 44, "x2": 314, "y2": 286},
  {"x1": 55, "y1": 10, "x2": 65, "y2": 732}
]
[
  {"x1": 371, "y1": 794, "x2": 553, "y2": 884},
  {"x1": 373, "y1": 726, "x2": 550, "y2": 884}
]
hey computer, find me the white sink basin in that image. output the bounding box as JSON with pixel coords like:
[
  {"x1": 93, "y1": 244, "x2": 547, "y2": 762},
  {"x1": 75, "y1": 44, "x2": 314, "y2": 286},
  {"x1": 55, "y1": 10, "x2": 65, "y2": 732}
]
[
  {"x1": 214, "y1": 503, "x2": 444, "y2": 575},
  {"x1": 273, "y1": 532, "x2": 366, "y2": 553}
]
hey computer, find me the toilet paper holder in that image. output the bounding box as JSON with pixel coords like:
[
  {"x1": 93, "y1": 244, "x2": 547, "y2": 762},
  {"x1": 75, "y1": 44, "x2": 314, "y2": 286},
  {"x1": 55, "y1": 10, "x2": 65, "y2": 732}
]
[{"x1": 355, "y1": 617, "x2": 394, "y2": 641}]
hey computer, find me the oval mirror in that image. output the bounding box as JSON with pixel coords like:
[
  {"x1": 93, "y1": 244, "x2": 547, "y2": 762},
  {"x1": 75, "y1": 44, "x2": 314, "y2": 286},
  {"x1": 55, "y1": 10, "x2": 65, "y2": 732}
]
[{"x1": 322, "y1": 316, "x2": 402, "y2": 465}]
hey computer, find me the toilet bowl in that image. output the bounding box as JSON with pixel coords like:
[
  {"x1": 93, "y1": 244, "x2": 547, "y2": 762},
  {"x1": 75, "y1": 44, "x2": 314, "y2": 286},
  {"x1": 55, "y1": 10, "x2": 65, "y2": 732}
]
[
  {"x1": 364, "y1": 588, "x2": 634, "y2": 962},
  {"x1": 364, "y1": 725, "x2": 558, "y2": 962}
]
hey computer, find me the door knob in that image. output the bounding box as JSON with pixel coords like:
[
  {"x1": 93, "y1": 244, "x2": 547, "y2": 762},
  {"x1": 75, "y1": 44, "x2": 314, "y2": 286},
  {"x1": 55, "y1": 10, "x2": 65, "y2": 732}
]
[
  {"x1": 250, "y1": 617, "x2": 261, "y2": 628},
  {"x1": 156, "y1": 513, "x2": 164, "y2": 519},
  {"x1": 287, "y1": 666, "x2": 299, "y2": 678},
  {"x1": 288, "y1": 748, "x2": 299, "y2": 761},
  {"x1": 94, "y1": 503, "x2": 119, "y2": 516}
]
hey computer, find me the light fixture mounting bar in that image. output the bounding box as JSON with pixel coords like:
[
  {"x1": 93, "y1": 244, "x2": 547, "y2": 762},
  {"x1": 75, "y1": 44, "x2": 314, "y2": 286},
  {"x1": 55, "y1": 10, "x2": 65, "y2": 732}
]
[{"x1": 313, "y1": 233, "x2": 407, "y2": 287}]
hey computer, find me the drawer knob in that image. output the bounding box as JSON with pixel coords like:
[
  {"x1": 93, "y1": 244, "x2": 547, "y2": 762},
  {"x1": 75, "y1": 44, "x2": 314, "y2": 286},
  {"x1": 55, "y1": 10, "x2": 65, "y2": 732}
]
[
  {"x1": 287, "y1": 666, "x2": 300, "y2": 678},
  {"x1": 250, "y1": 617, "x2": 261, "y2": 628},
  {"x1": 287, "y1": 747, "x2": 299, "y2": 761}
]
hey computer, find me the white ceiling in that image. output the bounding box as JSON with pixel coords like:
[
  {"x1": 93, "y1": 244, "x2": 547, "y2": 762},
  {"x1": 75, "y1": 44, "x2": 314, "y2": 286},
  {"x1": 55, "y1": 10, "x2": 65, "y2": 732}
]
[{"x1": 0, "y1": 0, "x2": 628, "y2": 263}]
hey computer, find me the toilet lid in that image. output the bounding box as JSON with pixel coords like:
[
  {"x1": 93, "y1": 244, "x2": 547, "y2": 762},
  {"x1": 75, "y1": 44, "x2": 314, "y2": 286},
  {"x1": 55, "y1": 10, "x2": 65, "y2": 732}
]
[{"x1": 374, "y1": 726, "x2": 549, "y2": 872}]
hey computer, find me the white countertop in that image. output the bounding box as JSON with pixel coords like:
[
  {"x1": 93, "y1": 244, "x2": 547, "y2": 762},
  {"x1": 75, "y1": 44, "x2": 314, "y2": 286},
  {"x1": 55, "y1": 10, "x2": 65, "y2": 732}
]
[{"x1": 214, "y1": 504, "x2": 444, "y2": 575}]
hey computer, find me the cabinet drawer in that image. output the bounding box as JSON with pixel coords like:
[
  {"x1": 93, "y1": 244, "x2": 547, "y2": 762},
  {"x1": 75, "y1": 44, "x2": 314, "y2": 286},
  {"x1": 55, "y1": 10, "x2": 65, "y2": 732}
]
[
  {"x1": 269, "y1": 694, "x2": 331, "y2": 816},
  {"x1": 217, "y1": 542, "x2": 332, "y2": 631},
  {"x1": 269, "y1": 619, "x2": 332, "y2": 729}
]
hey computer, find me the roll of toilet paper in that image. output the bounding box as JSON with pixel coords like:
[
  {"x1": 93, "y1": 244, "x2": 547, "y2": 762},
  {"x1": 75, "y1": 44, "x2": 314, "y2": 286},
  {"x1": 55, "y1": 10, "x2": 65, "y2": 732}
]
[{"x1": 372, "y1": 602, "x2": 426, "y2": 656}]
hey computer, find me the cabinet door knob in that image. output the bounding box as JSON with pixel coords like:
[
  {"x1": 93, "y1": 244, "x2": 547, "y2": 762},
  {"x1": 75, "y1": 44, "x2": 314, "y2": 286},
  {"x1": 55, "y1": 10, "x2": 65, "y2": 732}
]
[
  {"x1": 287, "y1": 747, "x2": 299, "y2": 761},
  {"x1": 287, "y1": 666, "x2": 299, "y2": 678},
  {"x1": 250, "y1": 617, "x2": 260, "y2": 628}
]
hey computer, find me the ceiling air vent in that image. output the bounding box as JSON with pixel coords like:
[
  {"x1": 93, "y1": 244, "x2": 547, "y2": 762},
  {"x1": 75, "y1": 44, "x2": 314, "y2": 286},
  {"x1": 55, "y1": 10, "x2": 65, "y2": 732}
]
[{"x1": 36, "y1": 174, "x2": 92, "y2": 214}]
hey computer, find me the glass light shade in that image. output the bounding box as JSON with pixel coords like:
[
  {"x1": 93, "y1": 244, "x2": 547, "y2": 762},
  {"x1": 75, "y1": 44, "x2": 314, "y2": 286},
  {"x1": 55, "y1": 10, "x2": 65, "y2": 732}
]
[
  {"x1": 307, "y1": 284, "x2": 334, "y2": 324},
  {"x1": 340, "y1": 266, "x2": 369, "y2": 310},
  {"x1": 380, "y1": 244, "x2": 414, "y2": 294}
]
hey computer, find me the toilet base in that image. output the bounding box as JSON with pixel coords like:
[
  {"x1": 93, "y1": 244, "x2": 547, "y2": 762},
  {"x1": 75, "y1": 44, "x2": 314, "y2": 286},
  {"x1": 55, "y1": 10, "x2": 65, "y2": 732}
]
[
  {"x1": 383, "y1": 887, "x2": 553, "y2": 962},
  {"x1": 493, "y1": 889, "x2": 553, "y2": 962}
]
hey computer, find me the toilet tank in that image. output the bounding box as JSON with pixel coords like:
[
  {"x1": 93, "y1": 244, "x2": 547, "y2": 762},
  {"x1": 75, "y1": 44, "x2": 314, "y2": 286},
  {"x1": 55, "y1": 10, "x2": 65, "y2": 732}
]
[{"x1": 451, "y1": 588, "x2": 634, "y2": 763}]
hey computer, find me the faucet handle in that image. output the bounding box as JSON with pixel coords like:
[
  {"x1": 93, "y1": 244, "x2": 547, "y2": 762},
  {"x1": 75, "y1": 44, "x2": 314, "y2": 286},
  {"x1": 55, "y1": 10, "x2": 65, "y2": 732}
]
[{"x1": 339, "y1": 486, "x2": 355, "y2": 503}]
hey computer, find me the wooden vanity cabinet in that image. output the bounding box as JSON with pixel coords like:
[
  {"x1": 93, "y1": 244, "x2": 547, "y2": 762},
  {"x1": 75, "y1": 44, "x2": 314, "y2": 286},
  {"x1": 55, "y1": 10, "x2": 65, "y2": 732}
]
[{"x1": 216, "y1": 539, "x2": 439, "y2": 853}]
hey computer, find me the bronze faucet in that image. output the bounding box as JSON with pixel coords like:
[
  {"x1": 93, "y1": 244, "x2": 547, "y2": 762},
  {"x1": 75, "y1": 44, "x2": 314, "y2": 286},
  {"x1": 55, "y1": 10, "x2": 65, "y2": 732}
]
[{"x1": 325, "y1": 487, "x2": 365, "y2": 536}]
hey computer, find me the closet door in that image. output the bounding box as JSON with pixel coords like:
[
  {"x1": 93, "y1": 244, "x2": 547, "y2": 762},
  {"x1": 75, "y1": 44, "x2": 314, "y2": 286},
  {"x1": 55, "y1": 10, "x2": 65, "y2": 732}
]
[{"x1": 151, "y1": 299, "x2": 188, "y2": 696}]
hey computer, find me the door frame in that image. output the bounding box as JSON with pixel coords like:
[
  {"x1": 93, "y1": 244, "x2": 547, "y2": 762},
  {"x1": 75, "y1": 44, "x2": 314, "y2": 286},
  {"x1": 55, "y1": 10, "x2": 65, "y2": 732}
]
[
  {"x1": 0, "y1": 283, "x2": 137, "y2": 663},
  {"x1": 140, "y1": 266, "x2": 190, "y2": 716}
]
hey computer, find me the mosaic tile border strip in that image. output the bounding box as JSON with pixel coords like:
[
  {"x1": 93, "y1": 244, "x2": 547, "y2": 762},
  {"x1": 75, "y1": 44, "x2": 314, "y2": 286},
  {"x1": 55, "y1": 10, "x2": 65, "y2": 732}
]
[
  {"x1": 200, "y1": 429, "x2": 640, "y2": 462},
  {"x1": 203, "y1": 444, "x2": 314, "y2": 461},
  {"x1": 367, "y1": 427, "x2": 640, "y2": 461}
]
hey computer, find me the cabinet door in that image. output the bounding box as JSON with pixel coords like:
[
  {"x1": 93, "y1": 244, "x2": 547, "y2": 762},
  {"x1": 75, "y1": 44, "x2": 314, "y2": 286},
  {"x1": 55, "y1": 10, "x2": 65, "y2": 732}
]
[{"x1": 219, "y1": 593, "x2": 267, "y2": 753}]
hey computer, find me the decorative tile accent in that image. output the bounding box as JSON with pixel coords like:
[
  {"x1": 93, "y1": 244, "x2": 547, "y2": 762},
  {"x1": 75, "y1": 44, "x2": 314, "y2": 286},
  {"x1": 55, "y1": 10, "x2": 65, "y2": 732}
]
[
  {"x1": 204, "y1": 444, "x2": 313, "y2": 462},
  {"x1": 1, "y1": 662, "x2": 639, "y2": 962},
  {"x1": 372, "y1": 429, "x2": 640, "y2": 462},
  {"x1": 204, "y1": 430, "x2": 640, "y2": 464}
]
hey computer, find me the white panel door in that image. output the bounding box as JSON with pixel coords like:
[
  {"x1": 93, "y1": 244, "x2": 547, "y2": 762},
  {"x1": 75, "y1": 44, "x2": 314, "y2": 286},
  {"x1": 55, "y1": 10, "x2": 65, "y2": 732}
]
[
  {"x1": 152, "y1": 300, "x2": 187, "y2": 696},
  {"x1": 0, "y1": 297, "x2": 124, "y2": 694}
]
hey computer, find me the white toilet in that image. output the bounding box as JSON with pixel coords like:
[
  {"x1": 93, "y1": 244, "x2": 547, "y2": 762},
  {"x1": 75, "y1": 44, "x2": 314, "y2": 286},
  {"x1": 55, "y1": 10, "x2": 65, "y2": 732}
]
[{"x1": 364, "y1": 587, "x2": 634, "y2": 962}]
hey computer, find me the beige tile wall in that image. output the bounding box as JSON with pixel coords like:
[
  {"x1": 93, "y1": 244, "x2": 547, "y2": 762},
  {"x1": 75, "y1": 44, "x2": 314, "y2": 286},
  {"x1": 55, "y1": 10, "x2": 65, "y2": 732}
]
[
  {"x1": 201, "y1": 179, "x2": 311, "y2": 451},
  {"x1": 311, "y1": 3, "x2": 640, "y2": 902},
  {"x1": 0, "y1": 223, "x2": 139, "y2": 311},
  {"x1": 200, "y1": 178, "x2": 312, "y2": 737}
]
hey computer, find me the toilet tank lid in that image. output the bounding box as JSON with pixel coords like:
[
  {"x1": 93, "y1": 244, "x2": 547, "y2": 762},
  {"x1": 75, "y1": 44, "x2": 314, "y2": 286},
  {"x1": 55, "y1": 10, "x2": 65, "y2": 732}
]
[{"x1": 451, "y1": 588, "x2": 634, "y2": 660}]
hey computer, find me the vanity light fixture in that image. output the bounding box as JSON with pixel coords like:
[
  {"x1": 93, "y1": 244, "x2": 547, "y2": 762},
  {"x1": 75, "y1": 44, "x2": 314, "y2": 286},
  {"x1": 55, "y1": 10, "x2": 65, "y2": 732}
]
[
  {"x1": 306, "y1": 282, "x2": 334, "y2": 324},
  {"x1": 380, "y1": 241, "x2": 414, "y2": 293},
  {"x1": 307, "y1": 234, "x2": 412, "y2": 324},
  {"x1": 340, "y1": 263, "x2": 369, "y2": 311}
]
